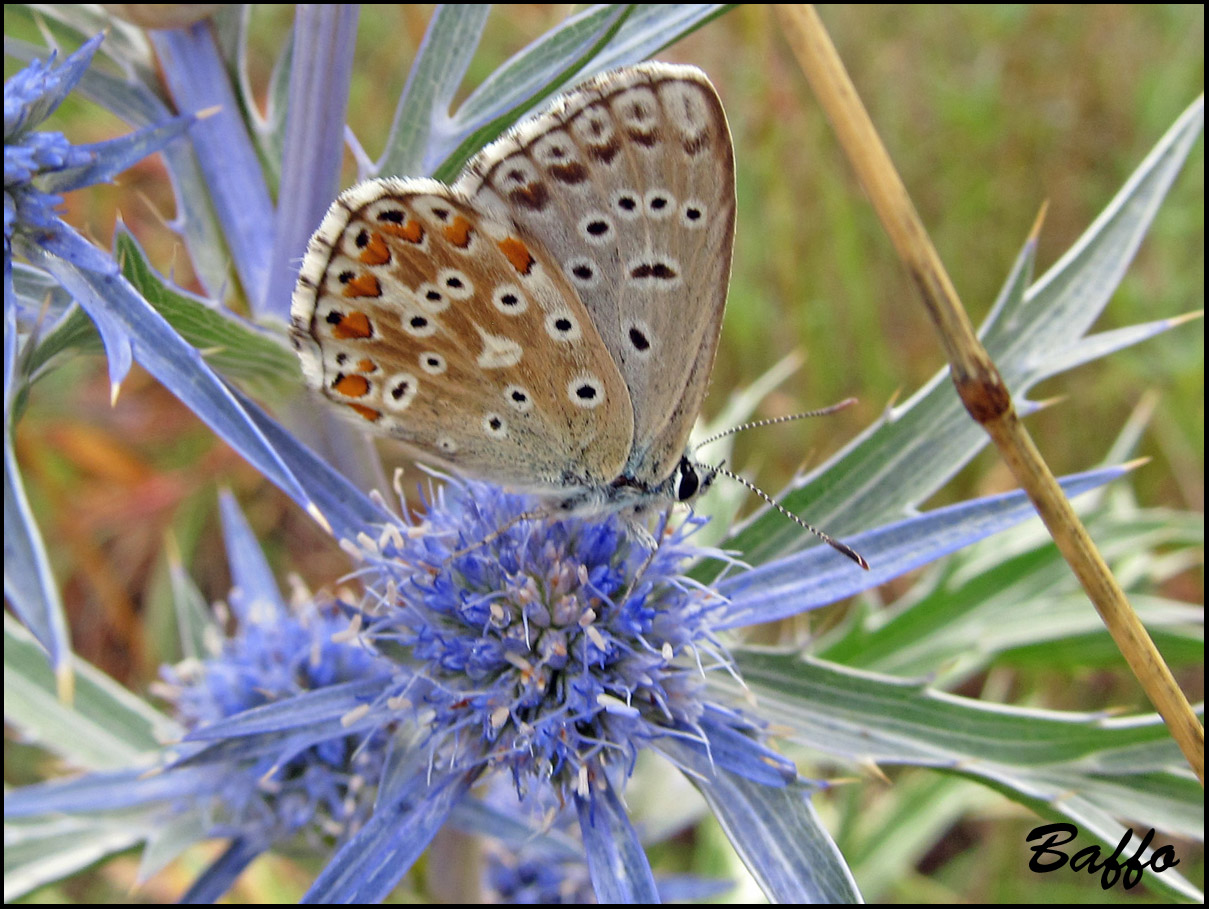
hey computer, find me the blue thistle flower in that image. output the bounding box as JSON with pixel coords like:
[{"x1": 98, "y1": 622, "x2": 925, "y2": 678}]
[
  {"x1": 3, "y1": 127, "x2": 93, "y2": 240},
  {"x1": 6, "y1": 589, "x2": 401, "y2": 901},
  {"x1": 486, "y1": 844, "x2": 595, "y2": 904},
  {"x1": 4, "y1": 34, "x2": 193, "y2": 273},
  {"x1": 270, "y1": 477, "x2": 806, "y2": 902},
  {"x1": 351, "y1": 479, "x2": 791, "y2": 804},
  {"x1": 157, "y1": 595, "x2": 392, "y2": 851},
  {"x1": 4, "y1": 493, "x2": 400, "y2": 902}
]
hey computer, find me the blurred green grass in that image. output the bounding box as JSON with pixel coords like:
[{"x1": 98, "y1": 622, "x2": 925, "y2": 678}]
[{"x1": 7, "y1": 5, "x2": 1203, "y2": 903}]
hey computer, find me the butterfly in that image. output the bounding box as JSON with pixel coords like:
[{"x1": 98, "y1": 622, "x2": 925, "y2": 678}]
[{"x1": 291, "y1": 62, "x2": 734, "y2": 520}]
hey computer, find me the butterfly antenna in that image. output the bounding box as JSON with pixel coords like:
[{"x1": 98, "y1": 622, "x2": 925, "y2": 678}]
[
  {"x1": 709, "y1": 464, "x2": 869, "y2": 570},
  {"x1": 694, "y1": 398, "x2": 859, "y2": 453}
]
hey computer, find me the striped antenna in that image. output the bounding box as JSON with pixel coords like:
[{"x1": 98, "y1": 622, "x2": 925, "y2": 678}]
[
  {"x1": 695, "y1": 397, "x2": 867, "y2": 569},
  {"x1": 707, "y1": 464, "x2": 869, "y2": 570},
  {"x1": 694, "y1": 398, "x2": 858, "y2": 452}
]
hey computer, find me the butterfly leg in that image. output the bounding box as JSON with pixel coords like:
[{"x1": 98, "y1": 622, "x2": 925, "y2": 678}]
[
  {"x1": 620, "y1": 505, "x2": 676, "y2": 602},
  {"x1": 445, "y1": 508, "x2": 549, "y2": 562}
]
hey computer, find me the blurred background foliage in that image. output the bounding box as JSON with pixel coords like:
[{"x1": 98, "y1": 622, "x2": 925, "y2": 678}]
[{"x1": 5, "y1": 4, "x2": 1203, "y2": 903}]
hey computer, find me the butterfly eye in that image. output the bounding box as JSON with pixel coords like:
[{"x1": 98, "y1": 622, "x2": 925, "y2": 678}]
[{"x1": 675, "y1": 459, "x2": 700, "y2": 501}]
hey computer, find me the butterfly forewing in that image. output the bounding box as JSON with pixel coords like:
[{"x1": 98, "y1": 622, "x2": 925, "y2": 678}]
[
  {"x1": 292, "y1": 178, "x2": 633, "y2": 491},
  {"x1": 458, "y1": 63, "x2": 735, "y2": 488}
]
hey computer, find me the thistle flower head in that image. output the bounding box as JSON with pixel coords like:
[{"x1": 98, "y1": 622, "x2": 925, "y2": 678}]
[
  {"x1": 4, "y1": 36, "x2": 101, "y2": 247},
  {"x1": 351, "y1": 477, "x2": 773, "y2": 802},
  {"x1": 485, "y1": 844, "x2": 595, "y2": 904},
  {"x1": 157, "y1": 595, "x2": 393, "y2": 845},
  {"x1": 4, "y1": 32, "x2": 192, "y2": 275}
]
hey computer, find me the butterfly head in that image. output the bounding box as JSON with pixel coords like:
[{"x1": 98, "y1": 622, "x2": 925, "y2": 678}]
[
  {"x1": 558, "y1": 454, "x2": 717, "y2": 519},
  {"x1": 671, "y1": 455, "x2": 716, "y2": 504}
]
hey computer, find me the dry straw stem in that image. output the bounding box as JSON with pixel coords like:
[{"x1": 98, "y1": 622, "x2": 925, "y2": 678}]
[{"x1": 775, "y1": 4, "x2": 1204, "y2": 785}]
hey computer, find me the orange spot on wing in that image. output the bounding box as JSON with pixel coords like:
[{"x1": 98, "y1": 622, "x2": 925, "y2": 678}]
[
  {"x1": 357, "y1": 358, "x2": 377, "y2": 373},
  {"x1": 342, "y1": 274, "x2": 381, "y2": 298},
  {"x1": 359, "y1": 232, "x2": 390, "y2": 265},
  {"x1": 332, "y1": 311, "x2": 373, "y2": 339},
  {"x1": 498, "y1": 236, "x2": 535, "y2": 275},
  {"x1": 444, "y1": 215, "x2": 474, "y2": 248},
  {"x1": 333, "y1": 374, "x2": 370, "y2": 397},
  {"x1": 347, "y1": 403, "x2": 381, "y2": 423},
  {"x1": 382, "y1": 219, "x2": 425, "y2": 243}
]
